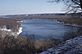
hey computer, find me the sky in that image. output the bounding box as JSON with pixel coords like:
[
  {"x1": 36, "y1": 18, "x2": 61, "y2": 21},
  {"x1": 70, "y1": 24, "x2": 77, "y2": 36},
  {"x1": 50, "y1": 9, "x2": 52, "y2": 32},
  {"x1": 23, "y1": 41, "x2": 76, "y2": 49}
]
[{"x1": 0, "y1": 0, "x2": 65, "y2": 15}]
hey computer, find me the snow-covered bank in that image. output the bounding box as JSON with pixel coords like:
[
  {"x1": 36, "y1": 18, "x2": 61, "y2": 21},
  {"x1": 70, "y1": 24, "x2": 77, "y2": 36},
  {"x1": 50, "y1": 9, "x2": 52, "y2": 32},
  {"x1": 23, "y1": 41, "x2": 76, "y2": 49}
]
[{"x1": 40, "y1": 36, "x2": 82, "y2": 54}]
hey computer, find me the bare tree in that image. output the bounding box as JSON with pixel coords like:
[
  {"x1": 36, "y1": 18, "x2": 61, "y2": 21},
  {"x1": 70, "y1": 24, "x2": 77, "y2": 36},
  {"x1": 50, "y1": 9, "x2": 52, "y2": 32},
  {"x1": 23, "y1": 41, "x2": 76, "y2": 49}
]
[{"x1": 48, "y1": 0, "x2": 82, "y2": 13}]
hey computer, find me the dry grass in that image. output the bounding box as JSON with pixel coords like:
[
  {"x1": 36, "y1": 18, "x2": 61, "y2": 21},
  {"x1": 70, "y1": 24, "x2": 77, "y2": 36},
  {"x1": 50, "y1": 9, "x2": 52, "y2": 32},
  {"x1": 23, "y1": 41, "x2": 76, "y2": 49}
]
[
  {"x1": 0, "y1": 34, "x2": 61, "y2": 54},
  {"x1": 34, "y1": 39, "x2": 61, "y2": 53},
  {"x1": 56, "y1": 17, "x2": 82, "y2": 25},
  {"x1": 63, "y1": 18, "x2": 82, "y2": 25}
]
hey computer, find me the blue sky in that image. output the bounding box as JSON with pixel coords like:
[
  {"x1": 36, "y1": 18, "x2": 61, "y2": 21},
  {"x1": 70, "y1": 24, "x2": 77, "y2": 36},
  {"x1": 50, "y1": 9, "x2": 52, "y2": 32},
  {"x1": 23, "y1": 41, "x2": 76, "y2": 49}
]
[{"x1": 0, "y1": 0, "x2": 65, "y2": 15}]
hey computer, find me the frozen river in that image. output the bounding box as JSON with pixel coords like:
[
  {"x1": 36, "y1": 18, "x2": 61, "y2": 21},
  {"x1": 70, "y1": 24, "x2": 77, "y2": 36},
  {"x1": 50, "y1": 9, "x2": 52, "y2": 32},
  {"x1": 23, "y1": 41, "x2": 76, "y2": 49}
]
[{"x1": 21, "y1": 19, "x2": 79, "y2": 40}]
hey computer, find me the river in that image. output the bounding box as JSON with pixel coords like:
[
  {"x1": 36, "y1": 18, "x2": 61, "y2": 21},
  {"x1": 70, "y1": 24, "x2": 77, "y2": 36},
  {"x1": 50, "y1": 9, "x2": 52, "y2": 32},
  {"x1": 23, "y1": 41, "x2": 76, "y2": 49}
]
[{"x1": 21, "y1": 19, "x2": 81, "y2": 41}]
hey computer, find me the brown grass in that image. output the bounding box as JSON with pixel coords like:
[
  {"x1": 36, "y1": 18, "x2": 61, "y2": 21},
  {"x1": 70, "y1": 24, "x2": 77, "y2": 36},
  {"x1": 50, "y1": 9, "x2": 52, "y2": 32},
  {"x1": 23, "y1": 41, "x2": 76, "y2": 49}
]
[
  {"x1": 0, "y1": 34, "x2": 61, "y2": 54},
  {"x1": 56, "y1": 17, "x2": 82, "y2": 25}
]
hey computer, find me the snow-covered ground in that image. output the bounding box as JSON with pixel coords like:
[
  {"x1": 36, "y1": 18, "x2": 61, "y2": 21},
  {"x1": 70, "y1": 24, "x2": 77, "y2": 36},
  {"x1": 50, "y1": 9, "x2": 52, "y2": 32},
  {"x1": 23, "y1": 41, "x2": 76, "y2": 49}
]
[
  {"x1": 40, "y1": 36, "x2": 82, "y2": 54},
  {"x1": 17, "y1": 27, "x2": 22, "y2": 35},
  {"x1": 0, "y1": 26, "x2": 22, "y2": 38}
]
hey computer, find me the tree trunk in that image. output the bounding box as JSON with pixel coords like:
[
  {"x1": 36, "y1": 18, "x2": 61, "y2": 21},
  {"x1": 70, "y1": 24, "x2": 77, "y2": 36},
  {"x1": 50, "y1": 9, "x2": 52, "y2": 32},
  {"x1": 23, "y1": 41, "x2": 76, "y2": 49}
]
[{"x1": 80, "y1": 0, "x2": 82, "y2": 9}]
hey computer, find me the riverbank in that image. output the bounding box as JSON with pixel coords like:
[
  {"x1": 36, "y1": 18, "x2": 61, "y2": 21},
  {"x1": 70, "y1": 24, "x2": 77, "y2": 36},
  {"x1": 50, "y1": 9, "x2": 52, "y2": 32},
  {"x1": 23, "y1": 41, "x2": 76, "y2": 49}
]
[{"x1": 55, "y1": 17, "x2": 82, "y2": 27}]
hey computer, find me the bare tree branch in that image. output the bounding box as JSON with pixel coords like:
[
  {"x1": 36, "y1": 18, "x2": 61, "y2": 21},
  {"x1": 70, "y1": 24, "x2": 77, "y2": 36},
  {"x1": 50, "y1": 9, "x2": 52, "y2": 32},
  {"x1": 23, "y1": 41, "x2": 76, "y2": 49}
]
[
  {"x1": 48, "y1": 0, "x2": 82, "y2": 13},
  {"x1": 72, "y1": 0, "x2": 80, "y2": 5}
]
